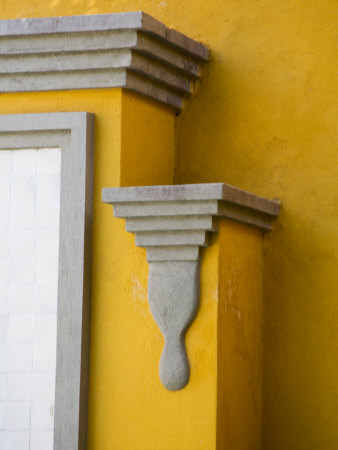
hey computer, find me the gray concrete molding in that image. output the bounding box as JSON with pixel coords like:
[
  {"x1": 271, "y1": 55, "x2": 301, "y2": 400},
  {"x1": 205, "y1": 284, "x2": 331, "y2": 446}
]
[
  {"x1": 102, "y1": 183, "x2": 280, "y2": 231},
  {"x1": 0, "y1": 112, "x2": 94, "y2": 450},
  {"x1": 0, "y1": 12, "x2": 209, "y2": 111},
  {"x1": 102, "y1": 183, "x2": 279, "y2": 390}
]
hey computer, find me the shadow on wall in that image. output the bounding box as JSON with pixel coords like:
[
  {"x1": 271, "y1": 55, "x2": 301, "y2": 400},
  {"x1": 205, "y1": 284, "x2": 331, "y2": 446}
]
[{"x1": 262, "y1": 202, "x2": 338, "y2": 448}]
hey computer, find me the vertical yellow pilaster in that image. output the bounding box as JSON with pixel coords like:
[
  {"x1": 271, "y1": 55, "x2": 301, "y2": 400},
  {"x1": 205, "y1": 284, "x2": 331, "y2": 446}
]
[
  {"x1": 120, "y1": 91, "x2": 175, "y2": 187},
  {"x1": 217, "y1": 221, "x2": 263, "y2": 449}
]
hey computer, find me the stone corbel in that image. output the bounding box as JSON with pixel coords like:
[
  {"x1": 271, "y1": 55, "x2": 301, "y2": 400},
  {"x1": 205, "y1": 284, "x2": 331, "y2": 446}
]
[
  {"x1": 102, "y1": 183, "x2": 279, "y2": 390},
  {"x1": 0, "y1": 12, "x2": 209, "y2": 111}
]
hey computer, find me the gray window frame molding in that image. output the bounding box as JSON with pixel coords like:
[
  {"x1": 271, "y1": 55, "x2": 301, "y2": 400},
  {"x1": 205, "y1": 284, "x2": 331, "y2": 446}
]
[{"x1": 0, "y1": 112, "x2": 94, "y2": 450}]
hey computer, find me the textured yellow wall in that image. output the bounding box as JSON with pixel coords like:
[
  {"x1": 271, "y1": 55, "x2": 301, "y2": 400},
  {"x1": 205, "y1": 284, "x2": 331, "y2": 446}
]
[{"x1": 1, "y1": 1, "x2": 337, "y2": 448}]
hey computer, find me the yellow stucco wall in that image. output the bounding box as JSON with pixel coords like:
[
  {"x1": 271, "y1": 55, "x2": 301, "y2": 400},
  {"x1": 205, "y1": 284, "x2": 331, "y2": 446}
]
[{"x1": 1, "y1": 1, "x2": 337, "y2": 448}]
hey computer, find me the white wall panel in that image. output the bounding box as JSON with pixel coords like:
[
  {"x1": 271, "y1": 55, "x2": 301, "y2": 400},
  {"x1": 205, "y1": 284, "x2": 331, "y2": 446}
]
[{"x1": 0, "y1": 148, "x2": 60, "y2": 450}]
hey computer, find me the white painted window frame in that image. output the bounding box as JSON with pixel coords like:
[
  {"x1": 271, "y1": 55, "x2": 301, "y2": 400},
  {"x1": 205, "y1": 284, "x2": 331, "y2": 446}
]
[{"x1": 0, "y1": 112, "x2": 94, "y2": 450}]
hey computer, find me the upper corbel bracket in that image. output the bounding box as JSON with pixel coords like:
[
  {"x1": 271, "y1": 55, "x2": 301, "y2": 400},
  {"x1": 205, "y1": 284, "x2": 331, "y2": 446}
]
[{"x1": 0, "y1": 12, "x2": 209, "y2": 111}]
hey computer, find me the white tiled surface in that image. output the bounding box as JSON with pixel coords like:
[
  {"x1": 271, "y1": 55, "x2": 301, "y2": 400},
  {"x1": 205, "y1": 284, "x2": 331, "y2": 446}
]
[
  {"x1": 30, "y1": 431, "x2": 53, "y2": 450},
  {"x1": 2, "y1": 431, "x2": 30, "y2": 450},
  {"x1": 0, "y1": 148, "x2": 60, "y2": 450}
]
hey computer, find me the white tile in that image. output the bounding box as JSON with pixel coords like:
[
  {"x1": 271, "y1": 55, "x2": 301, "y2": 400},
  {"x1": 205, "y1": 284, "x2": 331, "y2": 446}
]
[
  {"x1": 11, "y1": 175, "x2": 35, "y2": 203},
  {"x1": 34, "y1": 286, "x2": 57, "y2": 315},
  {"x1": 0, "y1": 177, "x2": 10, "y2": 202},
  {"x1": 7, "y1": 315, "x2": 34, "y2": 343},
  {"x1": 34, "y1": 316, "x2": 56, "y2": 344},
  {"x1": 8, "y1": 286, "x2": 34, "y2": 314},
  {"x1": 35, "y1": 257, "x2": 58, "y2": 285},
  {"x1": 0, "y1": 286, "x2": 8, "y2": 315},
  {"x1": 31, "y1": 374, "x2": 55, "y2": 402},
  {"x1": 33, "y1": 344, "x2": 56, "y2": 372},
  {"x1": 10, "y1": 202, "x2": 35, "y2": 230},
  {"x1": 0, "y1": 151, "x2": 11, "y2": 176},
  {"x1": 31, "y1": 401, "x2": 54, "y2": 430},
  {"x1": 0, "y1": 150, "x2": 61, "y2": 440},
  {"x1": 37, "y1": 174, "x2": 60, "y2": 202},
  {"x1": 12, "y1": 150, "x2": 36, "y2": 175},
  {"x1": 4, "y1": 401, "x2": 30, "y2": 430},
  {"x1": 0, "y1": 345, "x2": 6, "y2": 372},
  {"x1": 0, "y1": 203, "x2": 10, "y2": 226},
  {"x1": 9, "y1": 231, "x2": 34, "y2": 257},
  {"x1": 36, "y1": 202, "x2": 60, "y2": 229},
  {"x1": 3, "y1": 431, "x2": 30, "y2": 450},
  {"x1": 0, "y1": 228, "x2": 9, "y2": 258},
  {"x1": 35, "y1": 230, "x2": 59, "y2": 258},
  {"x1": 0, "y1": 259, "x2": 9, "y2": 286},
  {"x1": 0, "y1": 402, "x2": 4, "y2": 428},
  {"x1": 7, "y1": 374, "x2": 31, "y2": 401},
  {"x1": 9, "y1": 257, "x2": 35, "y2": 284},
  {"x1": 6, "y1": 344, "x2": 33, "y2": 372},
  {"x1": 30, "y1": 430, "x2": 53, "y2": 450},
  {"x1": 0, "y1": 375, "x2": 6, "y2": 400},
  {"x1": 0, "y1": 317, "x2": 8, "y2": 344},
  {"x1": 37, "y1": 148, "x2": 61, "y2": 174}
]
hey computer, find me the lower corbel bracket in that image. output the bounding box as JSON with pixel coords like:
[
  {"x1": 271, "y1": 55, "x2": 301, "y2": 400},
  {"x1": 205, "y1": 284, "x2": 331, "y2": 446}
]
[{"x1": 102, "y1": 183, "x2": 279, "y2": 390}]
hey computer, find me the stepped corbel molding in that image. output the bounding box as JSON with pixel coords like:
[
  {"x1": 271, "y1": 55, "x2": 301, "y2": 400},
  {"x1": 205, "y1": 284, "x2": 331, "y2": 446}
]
[
  {"x1": 0, "y1": 12, "x2": 209, "y2": 111},
  {"x1": 102, "y1": 183, "x2": 279, "y2": 390}
]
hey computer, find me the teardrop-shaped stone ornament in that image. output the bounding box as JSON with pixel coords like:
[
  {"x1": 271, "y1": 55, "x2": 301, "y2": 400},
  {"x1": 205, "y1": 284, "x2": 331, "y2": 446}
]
[{"x1": 148, "y1": 261, "x2": 199, "y2": 390}]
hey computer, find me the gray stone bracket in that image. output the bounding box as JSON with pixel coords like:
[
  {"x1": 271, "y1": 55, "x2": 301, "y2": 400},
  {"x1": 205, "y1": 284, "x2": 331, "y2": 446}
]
[
  {"x1": 102, "y1": 183, "x2": 279, "y2": 390},
  {"x1": 0, "y1": 12, "x2": 209, "y2": 111}
]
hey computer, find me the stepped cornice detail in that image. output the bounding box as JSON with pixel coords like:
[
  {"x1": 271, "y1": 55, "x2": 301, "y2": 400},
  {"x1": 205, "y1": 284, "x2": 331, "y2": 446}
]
[{"x1": 0, "y1": 12, "x2": 209, "y2": 111}]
